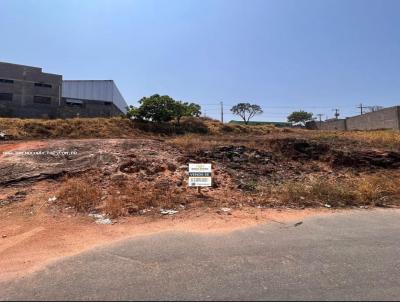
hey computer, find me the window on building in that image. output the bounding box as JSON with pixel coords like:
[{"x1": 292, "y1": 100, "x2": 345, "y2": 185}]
[
  {"x1": 66, "y1": 99, "x2": 84, "y2": 107},
  {"x1": 0, "y1": 79, "x2": 14, "y2": 84},
  {"x1": 0, "y1": 93, "x2": 12, "y2": 101},
  {"x1": 34, "y1": 82, "x2": 52, "y2": 88},
  {"x1": 34, "y1": 96, "x2": 52, "y2": 104}
]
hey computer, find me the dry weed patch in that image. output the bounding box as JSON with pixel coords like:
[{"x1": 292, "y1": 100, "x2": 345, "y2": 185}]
[{"x1": 58, "y1": 178, "x2": 102, "y2": 212}]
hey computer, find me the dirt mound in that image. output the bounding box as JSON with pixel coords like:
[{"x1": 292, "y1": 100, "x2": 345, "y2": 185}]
[
  {"x1": 332, "y1": 150, "x2": 400, "y2": 169},
  {"x1": 0, "y1": 139, "x2": 179, "y2": 185},
  {"x1": 0, "y1": 117, "x2": 143, "y2": 139},
  {"x1": 269, "y1": 138, "x2": 400, "y2": 170},
  {"x1": 2, "y1": 137, "x2": 400, "y2": 217},
  {"x1": 270, "y1": 138, "x2": 330, "y2": 160},
  {"x1": 199, "y1": 145, "x2": 273, "y2": 168}
]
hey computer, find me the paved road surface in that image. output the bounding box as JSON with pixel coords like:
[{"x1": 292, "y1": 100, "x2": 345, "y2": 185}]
[{"x1": 1, "y1": 209, "x2": 400, "y2": 301}]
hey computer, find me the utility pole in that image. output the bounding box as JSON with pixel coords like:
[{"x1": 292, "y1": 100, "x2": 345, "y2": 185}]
[
  {"x1": 333, "y1": 108, "x2": 340, "y2": 119},
  {"x1": 220, "y1": 101, "x2": 224, "y2": 123},
  {"x1": 316, "y1": 113, "x2": 324, "y2": 129},
  {"x1": 357, "y1": 103, "x2": 365, "y2": 115}
]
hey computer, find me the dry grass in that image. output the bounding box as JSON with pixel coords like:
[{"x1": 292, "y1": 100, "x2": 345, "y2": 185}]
[
  {"x1": 58, "y1": 179, "x2": 102, "y2": 212},
  {"x1": 0, "y1": 117, "x2": 141, "y2": 139},
  {"x1": 167, "y1": 131, "x2": 283, "y2": 153},
  {"x1": 0, "y1": 116, "x2": 280, "y2": 140},
  {"x1": 103, "y1": 181, "x2": 188, "y2": 218},
  {"x1": 357, "y1": 174, "x2": 400, "y2": 203},
  {"x1": 311, "y1": 130, "x2": 400, "y2": 151},
  {"x1": 168, "y1": 134, "x2": 223, "y2": 152},
  {"x1": 205, "y1": 119, "x2": 277, "y2": 135},
  {"x1": 103, "y1": 195, "x2": 126, "y2": 218},
  {"x1": 276, "y1": 173, "x2": 400, "y2": 208}
]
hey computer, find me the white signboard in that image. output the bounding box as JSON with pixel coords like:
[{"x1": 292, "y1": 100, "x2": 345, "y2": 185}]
[{"x1": 188, "y1": 163, "x2": 212, "y2": 187}]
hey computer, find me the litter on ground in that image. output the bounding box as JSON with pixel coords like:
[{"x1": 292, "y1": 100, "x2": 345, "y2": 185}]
[
  {"x1": 160, "y1": 209, "x2": 179, "y2": 215},
  {"x1": 89, "y1": 213, "x2": 113, "y2": 224},
  {"x1": 48, "y1": 196, "x2": 57, "y2": 202}
]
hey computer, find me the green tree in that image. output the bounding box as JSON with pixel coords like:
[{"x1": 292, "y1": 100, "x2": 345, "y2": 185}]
[
  {"x1": 287, "y1": 110, "x2": 313, "y2": 126},
  {"x1": 126, "y1": 95, "x2": 202, "y2": 124},
  {"x1": 173, "y1": 101, "x2": 188, "y2": 125},
  {"x1": 230, "y1": 103, "x2": 263, "y2": 124},
  {"x1": 126, "y1": 105, "x2": 140, "y2": 119},
  {"x1": 185, "y1": 103, "x2": 201, "y2": 117},
  {"x1": 130, "y1": 94, "x2": 176, "y2": 122}
]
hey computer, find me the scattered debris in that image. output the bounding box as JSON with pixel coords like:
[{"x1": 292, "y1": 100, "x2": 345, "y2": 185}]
[
  {"x1": 268, "y1": 219, "x2": 286, "y2": 225},
  {"x1": 220, "y1": 207, "x2": 232, "y2": 212},
  {"x1": 271, "y1": 138, "x2": 330, "y2": 160},
  {"x1": 375, "y1": 202, "x2": 391, "y2": 208},
  {"x1": 95, "y1": 218, "x2": 113, "y2": 225},
  {"x1": 160, "y1": 209, "x2": 179, "y2": 215},
  {"x1": 139, "y1": 208, "x2": 152, "y2": 215},
  {"x1": 0, "y1": 191, "x2": 27, "y2": 207},
  {"x1": 0, "y1": 131, "x2": 11, "y2": 140},
  {"x1": 88, "y1": 213, "x2": 113, "y2": 225},
  {"x1": 48, "y1": 196, "x2": 57, "y2": 202},
  {"x1": 324, "y1": 204, "x2": 332, "y2": 208},
  {"x1": 199, "y1": 146, "x2": 272, "y2": 168}
]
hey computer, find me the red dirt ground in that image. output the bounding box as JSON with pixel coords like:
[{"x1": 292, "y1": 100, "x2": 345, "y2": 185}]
[{"x1": 0, "y1": 179, "x2": 330, "y2": 282}]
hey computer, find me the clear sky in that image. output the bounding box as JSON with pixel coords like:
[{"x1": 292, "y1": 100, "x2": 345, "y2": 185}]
[{"x1": 1, "y1": 0, "x2": 399, "y2": 122}]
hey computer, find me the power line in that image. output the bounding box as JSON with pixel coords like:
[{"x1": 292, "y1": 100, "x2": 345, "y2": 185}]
[
  {"x1": 203, "y1": 103, "x2": 357, "y2": 109},
  {"x1": 332, "y1": 108, "x2": 340, "y2": 119},
  {"x1": 357, "y1": 103, "x2": 366, "y2": 115}
]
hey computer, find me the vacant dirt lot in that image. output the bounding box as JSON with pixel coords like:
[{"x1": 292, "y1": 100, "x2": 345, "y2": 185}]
[{"x1": 1, "y1": 118, "x2": 400, "y2": 282}]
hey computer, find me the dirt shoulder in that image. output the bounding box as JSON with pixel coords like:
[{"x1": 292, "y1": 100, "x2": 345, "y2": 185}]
[{"x1": 0, "y1": 180, "x2": 329, "y2": 282}]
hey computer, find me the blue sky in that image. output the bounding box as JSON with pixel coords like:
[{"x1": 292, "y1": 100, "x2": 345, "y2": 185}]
[{"x1": 1, "y1": 0, "x2": 399, "y2": 122}]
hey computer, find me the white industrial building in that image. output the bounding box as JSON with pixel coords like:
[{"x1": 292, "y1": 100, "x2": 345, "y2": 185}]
[{"x1": 62, "y1": 80, "x2": 128, "y2": 115}]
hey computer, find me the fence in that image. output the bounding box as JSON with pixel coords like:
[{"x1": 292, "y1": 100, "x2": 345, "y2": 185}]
[{"x1": 317, "y1": 106, "x2": 400, "y2": 131}]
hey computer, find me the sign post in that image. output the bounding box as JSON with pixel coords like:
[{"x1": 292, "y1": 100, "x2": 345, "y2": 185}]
[{"x1": 188, "y1": 164, "x2": 212, "y2": 194}]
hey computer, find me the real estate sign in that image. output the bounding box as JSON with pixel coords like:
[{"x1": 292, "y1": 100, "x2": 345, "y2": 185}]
[{"x1": 188, "y1": 163, "x2": 212, "y2": 187}]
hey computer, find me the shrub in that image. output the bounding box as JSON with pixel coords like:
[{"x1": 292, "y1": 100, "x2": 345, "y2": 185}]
[{"x1": 58, "y1": 179, "x2": 101, "y2": 212}]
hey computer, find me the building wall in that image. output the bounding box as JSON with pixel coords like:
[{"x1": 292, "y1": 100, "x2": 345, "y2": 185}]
[
  {"x1": 0, "y1": 62, "x2": 62, "y2": 118},
  {"x1": 58, "y1": 98, "x2": 123, "y2": 118},
  {"x1": 0, "y1": 62, "x2": 127, "y2": 119},
  {"x1": 62, "y1": 80, "x2": 128, "y2": 113},
  {"x1": 346, "y1": 106, "x2": 400, "y2": 130},
  {"x1": 318, "y1": 119, "x2": 347, "y2": 131}
]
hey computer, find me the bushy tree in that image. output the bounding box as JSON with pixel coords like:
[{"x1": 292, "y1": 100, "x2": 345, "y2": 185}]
[
  {"x1": 126, "y1": 105, "x2": 139, "y2": 119},
  {"x1": 126, "y1": 94, "x2": 202, "y2": 124},
  {"x1": 173, "y1": 101, "x2": 202, "y2": 125},
  {"x1": 185, "y1": 103, "x2": 201, "y2": 117},
  {"x1": 287, "y1": 110, "x2": 313, "y2": 126},
  {"x1": 231, "y1": 103, "x2": 263, "y2": 124}
]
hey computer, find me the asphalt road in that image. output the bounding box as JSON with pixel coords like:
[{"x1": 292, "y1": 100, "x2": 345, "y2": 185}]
[{"x1": 1, "y1": 209, "x2": 400, "y2": 301}]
